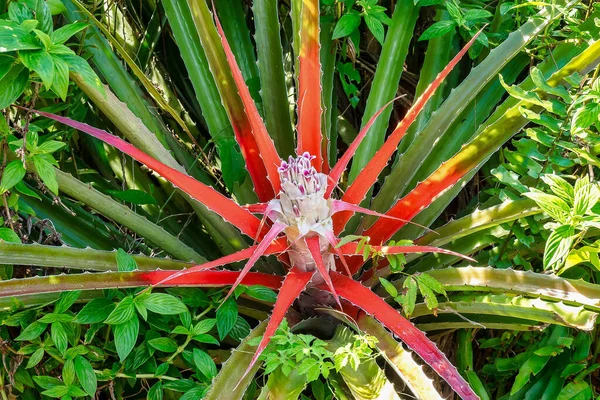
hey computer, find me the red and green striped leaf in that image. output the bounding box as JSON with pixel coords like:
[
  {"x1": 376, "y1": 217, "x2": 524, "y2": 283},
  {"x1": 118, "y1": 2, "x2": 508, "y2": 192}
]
[
  {"x1": 188, "y1": 0, "x2": 274, "y2": 201},
  {"x1": 212, "y1": 2, "x2": 283, "y2": 193},
  {"x1": 151, "y1": 237, "x2": 288, "y2": 288},
  {"x1": 32, "y1": 110, "x2": 264, "y2": 239},
  {"x1": 296, "y1": 0, "x2": 323, "y2": 170},
  {"x1": 333, "y1": 31, "x2": 481, "y2": 233},
  {"x1": 323, "y1": 272, "x2": 479, "y2": 400},
  {"x1": 0, "y1": 270, "x2": 284, "y2": 299}
]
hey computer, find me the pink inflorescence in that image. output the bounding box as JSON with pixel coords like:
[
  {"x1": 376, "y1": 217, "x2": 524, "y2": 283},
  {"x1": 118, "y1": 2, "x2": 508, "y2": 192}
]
[{"x1": 278, "y1": 152, "x2": 323, "y2": 196}]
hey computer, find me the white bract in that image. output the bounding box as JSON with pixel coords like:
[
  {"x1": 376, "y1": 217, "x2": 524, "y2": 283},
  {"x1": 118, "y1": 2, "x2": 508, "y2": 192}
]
[{"x1": 268, "y1": 153, "x2": 335, "y2": 275}]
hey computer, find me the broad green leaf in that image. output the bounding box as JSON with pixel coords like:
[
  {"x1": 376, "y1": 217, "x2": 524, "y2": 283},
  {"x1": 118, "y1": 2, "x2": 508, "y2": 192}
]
[
  {"x1": 332, "y1": 11, "x2": 361, "y2": 39},
  {"x1": 180, "y1": 387, "x2": 209, "y2": 400},
  {"x1": 379, "y1": 277, "x2": 398, "y2": 298},
  {"x1": 50, "y1": 55, "x2": 69, "y2": 100},
  {"x1": 51, "y1": 22, "x2": 88, "y2": 44},
  {"x1": 16, "y1": 321, "x2": 47, "y2": 341},
  {"x1": 107, "y1": 189, "x2": 158, "y2": 205},
  {"x1": 8, "y1": 3, "x2": 33, "y2": 23},
  {"x1": 216, "y1": 297, "x2": 238, "y2": 340},
  {"x1": 464, "y1": 9, "x2": 493, "y2": 20},
  {"x1": 244, "y1": 285, "x2": 277, "y2": 302},
  {"x1": 530, "y1": 67, "x2": 571, "y2": 101},
  {"x1": 193, "y1": 348, "x2": 217, "y2": 379},
  {"x1": 113, "y1": 316, "x2": 139, "y2": 361},
  {"x1": 116, "y1": 248, "x2": 137, "y2": 272},
  {"x1": 416, "y1": 273, "x2": 447, "y2": 297},
  {"x1": 401, "y1": 277, "x2": 418, "y2": 316},
  {"x1": 148, "y1": 381, "x2": 163, "y2": 400},
  {"x1": 41, "y1": 385, "x2": 69, "y2": 398},
  {"x1": 33, "y1": 156, "x2": 59, "y2": 195},
  {"x1": 74, "y1": 355, "x2": 97, "y2": 397},
  {"x1": 418, "y1": 20, "x2": 456, "y2": 41},
  {"x1": 544, "y1": 225, "x2": 576, "y2": 269},
  {"x1": 26, "y1": 348, "x2": 44, "y2": 369},
  {"x1": 0, "y1": 64, "x2": 29, "y2": 109},
  {"x1": 143, "y1": 293, "x2": 188, "y2": 315},
  {"x1": 57, "y1": 53, "x2": 104, "y2": 95},
  {"x1": 148, "y1": 337, "x2": 179, "y2": 353},
  {"x1": 76, "y1": 297, "x2": 115, "y2": 324},
  {"x1": 524, "y1": 189, "x2": 570, "y2": 222},
  {"x1": 55, "y1": 290, "x2": 81, "y2": 314},
  {"x1": 229, "y1": 315, "x2": 251, "y2": 341},
  {"x1": 0, "y1": 227, "x2": 21, "y2": 243},
  {"x1": 51, "y1": 321, "x2": 68, "y2": 355},
  {"x1": 541, "y1": 175, "x2": 574, "y2": 203},
  {"x1": 0, "y1": 160, "x2": 25, "y2": 194},
  {"x1": 36, "y1": 139, "x2": 66, "y2": 154},
  {"x1": 193, "y1": 318, "x2": 216, "y2": 335},
  {"x1": 104, "y1": 296, "x2": 135, "y2": 325},
  {"x1": 572, "y1": 102, "x2": 600, "y2": 132},
  {"x1": 47, "y1": 0, "x2": 67, "y2": 15},
  {"x1": 574, "y1": 178, "x2": 600, "y2": 216},
  {"x1": 0, "y1": 21, "x2": 42, "y2": 52},
  {"x1": 62, "y1": 359, "x2": 75, "y2": 386},
  {"x1": 68, "y1": 386, "x2": 89, "y2": 397},
  {"x1": 19, "y1": 49, "x2": 54, "y2": 89},
  {"x1": 417, "y1": 279, "x2": 438, "y2": 310},
  {"x1": 33, "y1": 375, "x2": 63, "y2": 389},
  {"x1": 556, "y1": 379, "x2": 590, "y2": 399},
  {"x1": 364, "y1": 14, "x2": 385, "y2": 44}
]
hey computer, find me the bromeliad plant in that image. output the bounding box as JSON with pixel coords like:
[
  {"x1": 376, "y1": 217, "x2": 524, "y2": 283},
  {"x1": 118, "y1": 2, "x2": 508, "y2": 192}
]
[
  {"x1": 3, "y1": 0, "x2": 600, "y2": 399},
  {"x1": 28, "y1": 2, "x2": 481, "y2": 397}
]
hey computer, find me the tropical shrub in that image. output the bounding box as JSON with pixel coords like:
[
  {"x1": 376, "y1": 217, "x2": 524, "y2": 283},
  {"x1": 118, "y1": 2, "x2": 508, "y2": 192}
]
[{"x1": 0, "y1": 0, "x2": 600, "y2": 399}]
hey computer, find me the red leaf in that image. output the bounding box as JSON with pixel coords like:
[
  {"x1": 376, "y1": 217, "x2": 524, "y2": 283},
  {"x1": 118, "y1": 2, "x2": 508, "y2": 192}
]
[
  {"x1": 331, "y1": 200, "x2": 433, "y2": 233},
  {"x1": 333, "y1": 31, "x2": 482, "y2": 233},
  {"x1": 305, "y1": 236, "x2": 341, "y2": 308},
  {"x1": 140, "y1": 270, "x2": 283, "y2": 290},
  {"x1": 150, "y1": 238, "x2": 288, "y2": 288},
  {"x1": 222, "y1": 222, "x2": 288, "y2": 302},
  {"x1": 240, "y1": 267, "x2": 315, "y2": 384},
  {"x1": 33, "y1": 109, "x2": 266, "y2": 239},
  {"x1": 323, "y1": 272, "x2": 479, "y2": 400},
  {"x1": 212, "y1": 3, "x2": 282, "y2": 193},
  {"x1": 296, "y1": 0, "x2": 323, "y2": 170},
  {"x1": 326, "y1": 96, "x2": 402, "y2": 198},
  {"x1": 321, "y1": 229, "x2": 352, "y2": 276}
]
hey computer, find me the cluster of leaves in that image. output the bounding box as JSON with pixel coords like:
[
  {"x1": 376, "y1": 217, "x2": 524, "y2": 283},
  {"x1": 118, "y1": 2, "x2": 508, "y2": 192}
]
[
  {"x1": 476, "y1": 58, "x2": 600, "y2": 274},
  {"x1": 252, "y1": 319, "x2": 379, "y2": 395},
  {"x1": 418, "y1": 0, "x2": 492, "y2": 58},
  {"x1": 476, "y1": 326, "x2": 597, "y2": 399},
  {"x1": 379, "y1": 272, "x2": 447, "y2": 317},
  {"x1": 1, "y1": 246, "x2": 277, "y2": 399},
  {"x1": 330, "y1": 0, "x2": 392, "y2": 45},
  {"x1": 525, "y1": 175, "x2": 600, "y2": 272},
  {"x1": 0, "y1": 0, "x2": 102, "y2": 108}
]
